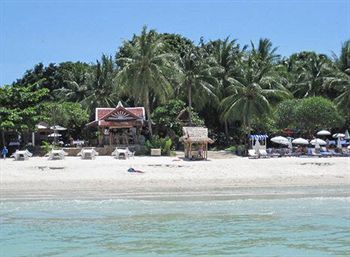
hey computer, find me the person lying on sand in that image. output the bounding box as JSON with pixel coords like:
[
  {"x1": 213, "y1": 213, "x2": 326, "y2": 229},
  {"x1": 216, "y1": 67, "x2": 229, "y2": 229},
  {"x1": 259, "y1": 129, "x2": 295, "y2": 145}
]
[{"x1": 127, "y1": 167, "x2": 144, "y2": 173}]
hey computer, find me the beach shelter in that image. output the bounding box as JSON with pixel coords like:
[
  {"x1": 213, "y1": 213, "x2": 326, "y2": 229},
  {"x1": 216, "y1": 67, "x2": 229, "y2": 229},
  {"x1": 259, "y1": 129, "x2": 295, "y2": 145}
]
[
  {"x1": 270, "y1": 136, "x2": 289, "y2": 145},
  {"x1": 250, "y1": 135, "x2": 268, "y2": 150},
  {"x1": 180, "y1": 127, "x2": 214, "y2": 160},
  {"x1": 316, "y1": 130, "x2": 331, "y2": 136},
  {"x1": 310, "y1": 138, "x2": 327, "y2": 146},
  {"x1": 292, "y1": 138, "x2": 309, "y2": 145}
]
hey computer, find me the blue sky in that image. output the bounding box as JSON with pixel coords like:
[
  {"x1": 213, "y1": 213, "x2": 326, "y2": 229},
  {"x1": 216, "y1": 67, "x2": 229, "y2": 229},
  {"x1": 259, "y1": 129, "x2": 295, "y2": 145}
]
[{"x1": 1, "y1": 0, "x2": 349, "y2": 85}]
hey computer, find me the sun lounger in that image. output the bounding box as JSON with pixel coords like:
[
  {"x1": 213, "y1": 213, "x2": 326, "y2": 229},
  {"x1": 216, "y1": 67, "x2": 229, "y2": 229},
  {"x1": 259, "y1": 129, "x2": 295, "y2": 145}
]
[
  {"x1": 308, "y1": 148, "x2": 321, "y2": 157},
  {"x1": 47, "y1": 149, "x2": 68, "y2": 160},
  {"x1": 259, "y1": 149, "x2": 270, "y2": 158},
  {"x1": 111, "y1": 147, "x2": 134, "y2": 159},
  {"x1": 11, "y1": 149, "x2": 33, "y2": 160},
  {"x1": 77, "y1": 148, "x2": 99, "y2": 159}
]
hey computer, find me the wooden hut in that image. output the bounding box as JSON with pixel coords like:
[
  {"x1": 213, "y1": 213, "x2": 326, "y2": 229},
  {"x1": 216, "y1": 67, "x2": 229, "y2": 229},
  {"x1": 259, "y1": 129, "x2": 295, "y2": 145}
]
[
  {"x1": 180, "y1": 127, "x2": 213, "y2": 160},
  {"x1": 86, "y1": 101, "x2": 145, "y2": 146}
]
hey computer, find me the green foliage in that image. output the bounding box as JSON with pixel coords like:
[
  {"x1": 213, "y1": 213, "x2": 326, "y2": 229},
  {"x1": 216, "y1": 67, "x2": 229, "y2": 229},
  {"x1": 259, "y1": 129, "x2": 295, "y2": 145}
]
[
  {"x1": 145, "y1": 135, "x2": 173, "y2": 156},
  {"x1": 224, "y1": 145, "x2": 236, "y2": 152},
  {"x1": 152, "y1": 99, "x2": 204, "y2": 137},
  {"x1": 39, "y1": 102, "x2": 89, "y2": 137},
  {"x1": 275, "y1": 97, "x2": 344, "y2": 135},
  {"x1": 1, "y1": 29, "x2": 349, "y2": 148},
  {"x1": 0, "y1": 82, "x2": 50, "y2": 132},
  {"x1": 274, "y1": 99, "x2": 300, "y2": 129},
  {"x1": 40, "y1": 141, "x2": 57, "y2": 154},
  {"x1": 295, "y1": 97, "x2": 345, "y2": 134},
  {"x1": 117, "y1": 26, "x2": 177, "y2": 135}
]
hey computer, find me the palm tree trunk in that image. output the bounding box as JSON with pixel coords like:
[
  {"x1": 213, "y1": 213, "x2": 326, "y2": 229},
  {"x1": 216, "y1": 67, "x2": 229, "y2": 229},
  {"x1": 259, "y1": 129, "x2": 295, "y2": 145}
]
[
  {"x1": 188, "y1": 81, "x2": 192, "y2": 126},
  {"x1": 144, "y1": 86, "x2": 153, "y2": 136},
  {"x1": 1, "y1": 130, "x2": 5, "y2": 146},
  {"x1": 224, "y1": 121, "x2": 229, "y2": 136}
]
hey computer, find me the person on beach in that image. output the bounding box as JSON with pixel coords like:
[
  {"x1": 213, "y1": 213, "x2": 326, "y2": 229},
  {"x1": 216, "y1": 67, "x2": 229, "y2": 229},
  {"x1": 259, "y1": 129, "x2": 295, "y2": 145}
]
[
  {"x1": 2, "y1": 146, "x2": 8, "y2": 160},
  {"x1": 127, "y1": 167, "x2": 144, "y2": 173}
]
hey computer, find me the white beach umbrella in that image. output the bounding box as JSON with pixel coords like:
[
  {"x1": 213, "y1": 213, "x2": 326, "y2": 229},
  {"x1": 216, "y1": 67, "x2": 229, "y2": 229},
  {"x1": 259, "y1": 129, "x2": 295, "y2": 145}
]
[
  {"x1": 36, "y1": 124, "x2": 48, "y2": 129},
  {"x1": 50, "y1": 125, "x2": 67, "y2": 131},
  {"x1": 345, "y1": 130, "x2": 350, "y2": 140},
  {"x1": 310, "y1": 138, "x2": 327, "y2": 146},
  {"x1": 254, "y1": 139, "x2": 261, "y2": 155},
  {"x1": 270, "y1": 136, "x2": 289, "y2": 145},
  {"x1": 317, "y1": 130, "x2": 331, "y2": 136},
  {"x1": 48, "y1": 133, "x2": 62, "y2": 137},
  {"x1": 292, "y1": 138, "x2": 309, "y2": 145},
  {"x1": 333, "y1": 133, "x2": 345, "y2": 138}
]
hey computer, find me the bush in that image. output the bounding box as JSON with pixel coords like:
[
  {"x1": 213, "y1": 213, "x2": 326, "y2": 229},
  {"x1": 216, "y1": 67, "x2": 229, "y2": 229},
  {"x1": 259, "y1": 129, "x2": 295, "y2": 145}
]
[
  {"x1": 145, "y1": 136, "x2": 173, "y2": 156},
  {"x1": 41, "y1": 141, "x2": 53, "y2": 154}
]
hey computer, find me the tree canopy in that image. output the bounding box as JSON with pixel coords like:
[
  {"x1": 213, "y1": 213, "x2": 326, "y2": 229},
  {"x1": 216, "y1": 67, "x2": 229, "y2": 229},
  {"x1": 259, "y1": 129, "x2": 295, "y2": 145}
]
[{"x1": 1, "y1": 27, "x2": 349, "y2": 149}]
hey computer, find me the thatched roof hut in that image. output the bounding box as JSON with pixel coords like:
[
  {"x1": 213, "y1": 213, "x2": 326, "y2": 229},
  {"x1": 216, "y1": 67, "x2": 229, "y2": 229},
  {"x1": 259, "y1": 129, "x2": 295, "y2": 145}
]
[{"x1": 180, "y1": 127, "x2": 213, "y2": 160}]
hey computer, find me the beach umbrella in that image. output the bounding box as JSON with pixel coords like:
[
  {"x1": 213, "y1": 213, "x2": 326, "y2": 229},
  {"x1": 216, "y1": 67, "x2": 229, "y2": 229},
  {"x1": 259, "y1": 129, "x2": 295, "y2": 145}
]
[
  {"x1": 317, "y1": 130, "x2": 331, "y2": 136},
  {"x1": 345, "y1": 130, "x2": 350, "y2": 140},
  {"x1": 310, "y1": 138, "x2": 327, "y2": 146},
  {"x1": 36, "y1": 124, "x2": 48, "y2": 129},
  {"x1": 50, "y1": 125, "x2": 67, "y2": 131},
  {"x1": 254, "y1": 139, "x2": 261, "y2": 154},
  {"x1": 333, "y1": 133, "x2": 345, "y2": 138},
  {"x1": 48, "y1": 133, "x2": 62, "y2": 137},
  {"x1": 270, "y1": 136, "x2": 289, "y2": 145},
  {"x1": 292, "y1": 138, "x2": 309, "y2": 145}
]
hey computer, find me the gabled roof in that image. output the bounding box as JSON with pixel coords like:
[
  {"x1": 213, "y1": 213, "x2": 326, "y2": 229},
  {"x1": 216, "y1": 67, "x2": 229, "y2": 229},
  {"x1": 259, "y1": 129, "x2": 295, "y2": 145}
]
[
  {"x1": 87, "y1": 101, "x2": 146, "y2": 128},
  {"x1": 180, "y1": 127, "x2": 214, "y2": 143}
]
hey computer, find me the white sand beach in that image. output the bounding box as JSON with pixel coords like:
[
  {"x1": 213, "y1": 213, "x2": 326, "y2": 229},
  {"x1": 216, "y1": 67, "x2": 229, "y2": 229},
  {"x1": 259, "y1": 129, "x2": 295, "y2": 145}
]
[{"x1": 1, "y1": 153, "x2": 349, "y2": 200}]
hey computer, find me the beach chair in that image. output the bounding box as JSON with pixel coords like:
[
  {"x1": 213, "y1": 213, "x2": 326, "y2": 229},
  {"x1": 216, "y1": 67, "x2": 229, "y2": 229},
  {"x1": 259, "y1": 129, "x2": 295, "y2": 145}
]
[
  {"x1": 11, "y1": 149, "x2": 33, "y2": 160},
  {"x1": 77, "y1": 148, "x2": 98, "y2": 159},
  {"x1": 259, "y1": 149, "x2": 270, "y2": 158},
  {"x1": 112, "y1": 147, "x2": 134, "y2": 159},
  {"x1": 47, "y1": 149, "x2": 68, "y2": 160},
  {"x1": 248, "y1": 149, "x2": 259, "y2": 159},
  {"x1": 308, "y1": 148, "x2": 321, "y2": 157}
]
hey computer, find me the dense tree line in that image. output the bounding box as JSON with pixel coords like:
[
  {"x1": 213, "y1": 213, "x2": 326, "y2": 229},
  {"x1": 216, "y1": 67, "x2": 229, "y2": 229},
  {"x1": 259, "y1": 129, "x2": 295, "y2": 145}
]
[{"x1": 1, "y1": 26, "x2": 349, "y2": 148}]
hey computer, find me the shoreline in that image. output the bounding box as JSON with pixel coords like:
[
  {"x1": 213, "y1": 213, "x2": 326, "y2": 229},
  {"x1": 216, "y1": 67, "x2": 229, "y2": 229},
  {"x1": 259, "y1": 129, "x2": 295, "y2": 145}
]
[
  {"x1": 1, "y1": 155, "x2": 349, "y2": 201},
  {"x1": 2, "y1": 185, "x2": 350, "y2": 201}
]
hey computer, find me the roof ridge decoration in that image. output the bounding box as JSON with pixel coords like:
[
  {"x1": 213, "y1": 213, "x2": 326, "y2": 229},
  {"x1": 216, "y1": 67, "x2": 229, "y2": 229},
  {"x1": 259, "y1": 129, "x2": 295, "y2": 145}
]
[{"x1": 100, "y1": 105, "x2": 141, "y2": 121}]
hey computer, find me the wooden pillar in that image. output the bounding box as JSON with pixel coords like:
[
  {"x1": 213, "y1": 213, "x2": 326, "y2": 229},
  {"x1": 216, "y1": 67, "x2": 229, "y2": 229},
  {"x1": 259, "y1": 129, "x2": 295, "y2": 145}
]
[
  {"x1": 189, "y1": 143, "x2": 192, "y2": 159},
  {"x1": 205, "y1": 142, "x2": 208, "y2": 160},
  {"x1": 98, "y1": 128, "x2": 103, "y2": 146},
  {"x1": 109, "y1": 129, "x2": 112, "y2": 146}
]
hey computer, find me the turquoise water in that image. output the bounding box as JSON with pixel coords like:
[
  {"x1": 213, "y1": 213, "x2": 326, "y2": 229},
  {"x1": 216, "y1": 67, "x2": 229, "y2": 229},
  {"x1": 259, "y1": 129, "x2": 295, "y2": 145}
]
[{"x1": 1, "y1": 197, "x2": 349, "y2": 257}]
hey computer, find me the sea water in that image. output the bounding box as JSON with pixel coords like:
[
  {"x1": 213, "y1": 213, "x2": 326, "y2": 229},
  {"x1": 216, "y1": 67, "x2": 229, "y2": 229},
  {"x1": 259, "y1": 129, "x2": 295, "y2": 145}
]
[{"x1": 1, "y1": 197, "x2": 349, "y2": 257}]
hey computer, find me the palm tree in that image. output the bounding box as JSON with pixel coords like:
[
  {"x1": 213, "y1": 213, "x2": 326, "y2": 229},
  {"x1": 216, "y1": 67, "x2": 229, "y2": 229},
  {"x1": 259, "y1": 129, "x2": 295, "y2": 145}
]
[
  {"x1": 53, "y1": 62, "x2": 93, "y2": 103},
  {"x1": 286, "y1": 52, "x2": 332, "y2": 98},
  {"x1": 117, "y1": 26, "x2": 176, "y2": 135},
  {"x1": 220, "y1": 43, "x2": 290, "y2": 147},
  {"x1": 179, "y1": 45, "x2": 221, "y2": 125},
  {"x1": 81, "y1": 55, "x2": 118, "y2": 118},
  {"x1": 205, "y1": 37, "x2": 245, "y2": 134},
  {"x1": 327, "y1": 40, "x2": 350, "y2": 117}
]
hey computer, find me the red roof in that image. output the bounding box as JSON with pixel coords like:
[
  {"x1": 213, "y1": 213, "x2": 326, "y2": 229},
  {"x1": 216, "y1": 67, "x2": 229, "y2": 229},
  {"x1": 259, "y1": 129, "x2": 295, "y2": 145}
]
[
  {"x1": 91, "y1": 102, "x2": 145, "y2": 128},
  {"x1": 96, "y1": 107, "x2": 145, "y2": 121}
]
